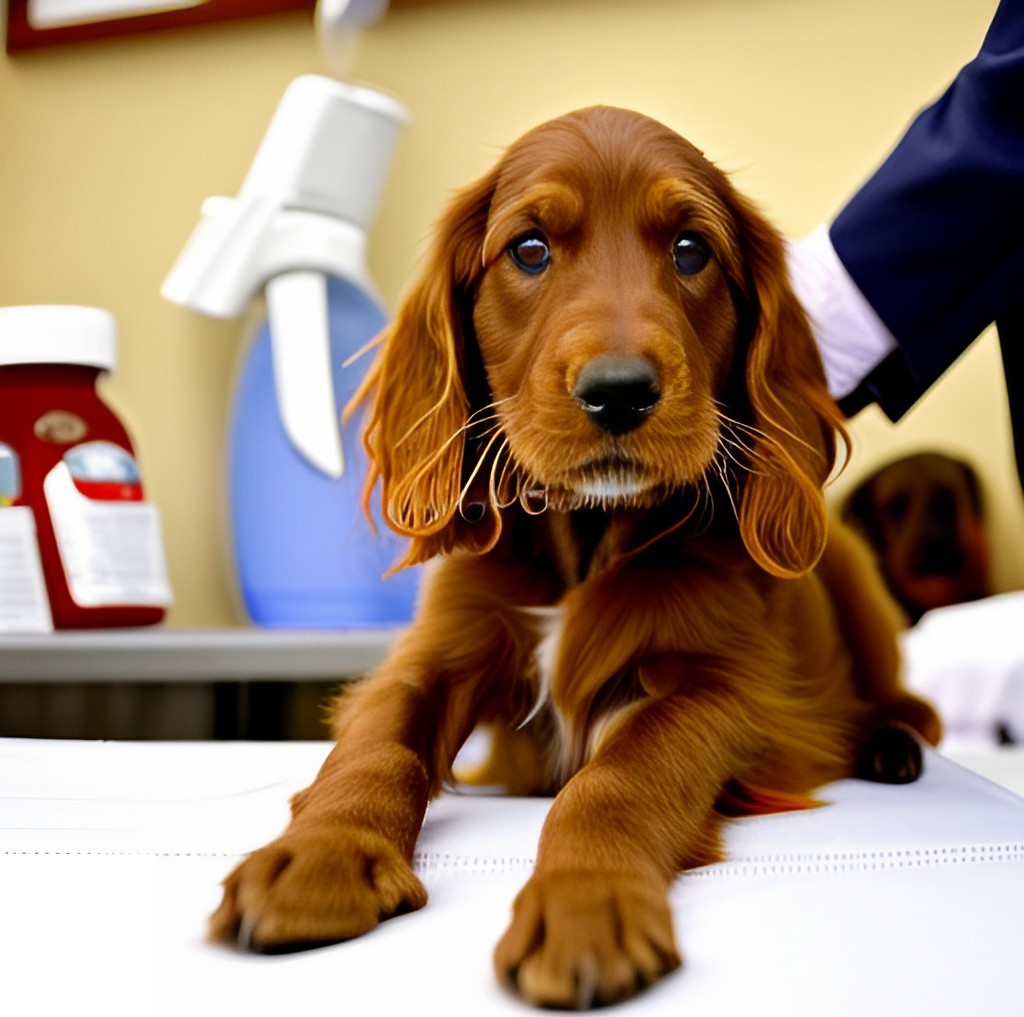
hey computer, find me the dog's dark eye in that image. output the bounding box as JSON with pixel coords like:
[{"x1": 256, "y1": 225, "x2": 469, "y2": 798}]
[
  {"x1": 883, "y1": 493, "x2": 910, "y2": 525},
  {"x1": 672, "y1": 232, "x2": 711, "y2": 276},
  {"x1": 508, "y1": 231, "x2": 551, "y2": 275}
]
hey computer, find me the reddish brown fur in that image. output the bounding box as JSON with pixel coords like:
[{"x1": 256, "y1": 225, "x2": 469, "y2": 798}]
[
  {"x1": 843, "y1": 452, "x2": 992, "y2": 624},
  {"x1": 210, "y1": 107, "x2": 940, "y2": 1008}
]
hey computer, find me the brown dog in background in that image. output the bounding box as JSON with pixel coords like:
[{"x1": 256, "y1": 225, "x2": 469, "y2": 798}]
[
  {"x1": 843, "y1": 452, "x2": 992, "y2": 624},
  {"x1": 209, "y1": 107, "x2": 940, "y2": 1008}
]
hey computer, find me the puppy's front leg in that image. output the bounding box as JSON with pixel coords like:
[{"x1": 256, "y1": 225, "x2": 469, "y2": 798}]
[
  {"x1": 495, "y1": 676, "x2": 752, "y2": 1008},
  {"x1": 208, "y1": 668, "x2": 439, "y2": 952},
  {"x1": 209, "y1": 555, "x2": 544, "y2": 953}
]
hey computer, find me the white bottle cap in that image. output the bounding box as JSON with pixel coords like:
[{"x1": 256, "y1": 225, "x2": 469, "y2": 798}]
[
  {"x1": 239, "y1": 75, "x2": 407, "y2": 230},
  {"x1": 0, "y1": 306, "x2": 117, "y2": 371}
]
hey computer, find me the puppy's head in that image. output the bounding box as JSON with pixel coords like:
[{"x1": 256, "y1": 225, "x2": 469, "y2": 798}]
[
  {"x1": 358, "y1": 107, "x2": 845, "y2": 576},
  {"x1": 843, "y1": 452, "x2": 991, "y2": 620}
]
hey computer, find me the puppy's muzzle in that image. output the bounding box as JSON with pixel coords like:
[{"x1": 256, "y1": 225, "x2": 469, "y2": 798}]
[{"x1": 573, "y1": 355, "x2": 660, "y2": 436}]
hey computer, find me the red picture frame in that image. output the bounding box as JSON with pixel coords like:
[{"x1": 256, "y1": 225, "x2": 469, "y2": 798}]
[{"x1": 5, "y1": 0, "x2": 316, "y2": 52}]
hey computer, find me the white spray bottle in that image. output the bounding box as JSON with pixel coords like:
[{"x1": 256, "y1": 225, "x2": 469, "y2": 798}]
[{"x1": 162, "y1": 72, "x2": 419, "y2": 627}]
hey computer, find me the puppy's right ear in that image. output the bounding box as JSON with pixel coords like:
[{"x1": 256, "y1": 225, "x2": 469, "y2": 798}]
[{"x1": 351, "y1": 166, "x2": 500, "y2": 566}]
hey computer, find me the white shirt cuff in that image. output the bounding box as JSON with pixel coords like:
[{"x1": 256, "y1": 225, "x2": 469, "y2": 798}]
[{"x1": 785, "y1": 224, "x2": 898, "y2": 399}]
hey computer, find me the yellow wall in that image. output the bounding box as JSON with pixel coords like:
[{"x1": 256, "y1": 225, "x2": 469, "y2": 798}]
[{"x1": 2, "y1": 0, "x2": 1018, "y2": 627}]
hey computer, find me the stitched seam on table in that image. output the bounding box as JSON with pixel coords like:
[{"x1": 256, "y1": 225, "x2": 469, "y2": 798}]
[
  {"x1": 1, "y1": 850, "x2": 246, "y2": 858},
  {"x1": 686, "y1": 842, "x2": 1024, "y2": 879},
  {"x1": 0, "y1": 850, "x2": 522, "y2": 862},
  {"x1": 414, "y1": 852, "x2": 536, "y2": 876},
  {"x1": 3, "y1": 843, "x2": 1022, "y2": 872}
]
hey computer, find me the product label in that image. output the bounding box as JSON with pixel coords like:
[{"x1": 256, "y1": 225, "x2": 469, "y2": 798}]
[
  {"x1": 63, "y1": 441, "x2": 143, "y2": 500},
  {"x1": 34, "y1": 410, "x2": 88, "y2": 445},
  {"x1": 0, "y1": 442, "x2": 20, "y2": 505},
  {"x1": 43, "y1": 446, "x2": 172, "y2": 609},
  {"x1": 0, "y1": 506, "x2": 54, "y2": 633}
]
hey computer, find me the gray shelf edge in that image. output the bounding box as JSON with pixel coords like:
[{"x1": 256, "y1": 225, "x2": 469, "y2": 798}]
[{"x1": 0, "y1": 627, "x2": 404, "y2": 682}]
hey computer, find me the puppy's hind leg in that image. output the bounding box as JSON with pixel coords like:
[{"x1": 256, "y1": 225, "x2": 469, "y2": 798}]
[
  {"x1": 818, "y1": 521, "x2": 942, "y2": 784},
  {"x1": 855, "y1": 722, "x2": 924, "y2": 784}
]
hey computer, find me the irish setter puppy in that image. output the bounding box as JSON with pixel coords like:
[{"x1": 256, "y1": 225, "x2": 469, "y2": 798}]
[
  {"x1": 210, "y1": 107, "x2": 940, "y2": 1008},
  {"x1": 843, "y1": 451, "x2": 992, "y2": 624}
]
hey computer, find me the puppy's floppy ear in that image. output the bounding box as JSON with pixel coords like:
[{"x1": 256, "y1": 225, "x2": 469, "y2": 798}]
[
  {"x1": 728, "y1": 195, "x2": 848, "y2": 578},
  {"x1": 352, "y1": 166, "x2": 500, "y2": 567}
]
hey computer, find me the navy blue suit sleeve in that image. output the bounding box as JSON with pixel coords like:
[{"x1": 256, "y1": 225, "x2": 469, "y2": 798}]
[{"x1": 830, "y1": 0, "x2": 1024, "y2": 419}]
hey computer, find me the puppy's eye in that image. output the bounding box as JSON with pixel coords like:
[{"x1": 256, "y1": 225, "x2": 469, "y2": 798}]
[
  {"x1": 508, "y1": 231, "x2": 551, "y2": 275},
  {"x1": 672, "y1": 231, "x2": 711, "y2": 276}
]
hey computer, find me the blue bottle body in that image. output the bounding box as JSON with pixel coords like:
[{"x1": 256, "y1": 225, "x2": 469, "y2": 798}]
[{"x1": 228, "y1": 275, "x2": 419, "y2": 628}]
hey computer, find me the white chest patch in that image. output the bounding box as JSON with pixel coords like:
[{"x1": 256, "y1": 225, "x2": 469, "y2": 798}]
[
  {"x1": 532, "y1": 603, "x2": 575, "y2": 778},
  {"x1": 575, "y1": 473, "x2": 651, "y2": 502},
  {"x1": 518, "y1": 605, "x2": 567, "y2": 732}
]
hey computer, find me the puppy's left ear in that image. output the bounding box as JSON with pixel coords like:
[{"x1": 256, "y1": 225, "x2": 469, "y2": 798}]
[
  {"x1": 351, "y1": 166, "x2": 501, "y2": 567},
  {"x1": 730, "y1": 196, "x2": 848, "y2": 578}
]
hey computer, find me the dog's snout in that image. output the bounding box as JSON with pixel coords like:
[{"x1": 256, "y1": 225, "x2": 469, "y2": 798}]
[{"x1": 573, "y1": 356, "x2": 660, "y2": 436}]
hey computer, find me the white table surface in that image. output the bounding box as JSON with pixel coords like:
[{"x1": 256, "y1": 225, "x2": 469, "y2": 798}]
[{"x1": 1, "y1": 738, "x2": 1022, "y2": 1016}]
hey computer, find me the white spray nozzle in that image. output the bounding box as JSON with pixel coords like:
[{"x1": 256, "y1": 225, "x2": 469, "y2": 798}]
[
  {"x1": 267, "y1": 271, "x2": 344, "y2": 479},
  {"x1": 162, "y1": 75, "x2": 406, "y2": 317},
  {"x1": 161, "y1": 74, "x2": 407, "y2": 477}
]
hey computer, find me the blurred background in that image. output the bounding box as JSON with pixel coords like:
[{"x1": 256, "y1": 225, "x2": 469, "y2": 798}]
[{"x1": 2, "y1": 0, "x2": 1020, "y2": 740}]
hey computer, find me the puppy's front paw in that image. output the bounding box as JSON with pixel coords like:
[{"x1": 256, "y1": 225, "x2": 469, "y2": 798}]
[
  {"x1": 208, "y1": 823, "x2": 427, "y2": 952},
  {"x1": 494, "y1": 871, "x2": 680, "y2": 1009}
]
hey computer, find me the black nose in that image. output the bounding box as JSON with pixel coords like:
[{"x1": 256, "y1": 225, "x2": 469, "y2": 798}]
[{"x1": 572, "y1": 356, "x2": 660, "y2": 436}]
